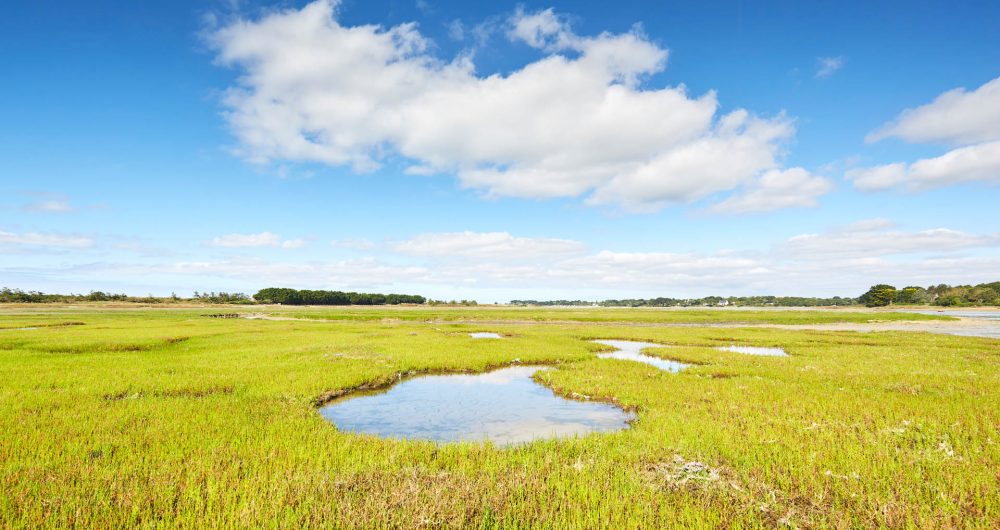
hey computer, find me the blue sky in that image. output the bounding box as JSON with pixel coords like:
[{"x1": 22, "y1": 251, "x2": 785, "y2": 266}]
[{"x1": 2, "y1": 0, "x2": 999, "y2": 301}]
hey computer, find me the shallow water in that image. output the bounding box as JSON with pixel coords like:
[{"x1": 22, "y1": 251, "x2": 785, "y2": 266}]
[
  {"x1": 900, "y1": 310, "x2": 1000, "y2": 338},
  {"x1": 319, "y1": 365, "x2": 632, "y2": 445},
  {"x1": 904, "y1": 310, "x2": 1000, "y2": 319},
  {"x1": 0, "y1": 327, "x2": 38, "y2": 332},
  {"x1": 469, "y1": 332, "x2": 503, "y2": 339},
  {"x1": 592, "y1": 340, "x2": 689, "y2": 372},
  {"x1": 717, "y1": 345, "x2": 788, "y2": 356}
]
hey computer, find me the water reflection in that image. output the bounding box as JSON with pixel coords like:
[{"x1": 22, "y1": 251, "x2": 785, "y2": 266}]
[
  {"x1": 319, "y1": 365, "x2": 631, "y2": 445},
  {"x1": 717, "y1": 345, "x2": 788, "y2": 356},
  {"x1": 469, "y1": 332, "x2": 503, "y2": 339},
  {"x1": 592, "y1": 340, "x2": 689, "y2": 372}
]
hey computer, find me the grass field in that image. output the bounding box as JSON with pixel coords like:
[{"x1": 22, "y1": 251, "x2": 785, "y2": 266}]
[{"x1": 1, "y1": 306, "x2": 997, "y2": 528}]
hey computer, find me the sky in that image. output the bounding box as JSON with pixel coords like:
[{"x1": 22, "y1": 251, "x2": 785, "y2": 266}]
[{"x1": 2, "y1": 0, "x2": 999, "y2": 302}]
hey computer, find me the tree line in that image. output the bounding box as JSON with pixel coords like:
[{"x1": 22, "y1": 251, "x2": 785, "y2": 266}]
[
  {"x1": 5, "y1": 282, "x2": 998, "y2": 307},
  {"x1": 516, "y1": 283, "x2": 1000, "y2": 308},
  {"x1": 0, "y1": 288, "x2": 162, "y2": 304},
  {"x1": 859, "y1": 282, "x2": 1000, "y2": 307},
  {"x1": 512, "y1": 295, "x2": 857, "y2": 307},
  {"x1": 0, "y1": 287, "x2": 424, "y2": 305},
  {"x1": 252, "y1": 288, "x2": 425, "y2": 305}
]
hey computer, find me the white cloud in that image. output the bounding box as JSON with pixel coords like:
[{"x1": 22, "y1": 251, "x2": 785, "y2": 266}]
[
  {"x1": 507, "y1": 7, "x2": 573, "y2": 50},
  {"x1": 8, "y1": 222, "x2": 1000, "y2": 298},
  {"x1": 783, "y1": 224, "x2": 999, "y2": 259},
  {"x1": 852, "y1": 76, "x2": 1000, "y2": 192},
  {"x1": 844, "y1": 162, "x2": 908, "y2": 191},
  {"x1": 867, "y1": 76, "x2": 1000, "y2": 145},
  {"x1": 209, "y1": 232, "x2": 306, "y2": 248},
  {"x1": 210, "y1": 1, "x2": 819, "y2": 212},
  {"x1": 708, "y1": 167, "x2": 832, "y2": 214},
  {"x1": 393, "y1": 231, "x2": 586, "y2": 260},
  {"x1": 0, "y1": 230, "x2": 93, "y2": 248},
  {"x1": 847, "y1": 141, "x2": 1000, "y2": 191},
  {"x1": 815, "y1": 56, "x2": 845, "y2": 79},
  {"x1": 65, "y1": 257, "x2": 430, "y2": 290},
  {"x1": 281, "y1": 238, "x2": 307, "y2": 249}
]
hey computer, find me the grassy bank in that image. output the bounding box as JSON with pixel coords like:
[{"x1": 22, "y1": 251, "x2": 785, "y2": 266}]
[{"x1": 0, "y1": 307, "x2": 996, "y2": 528}]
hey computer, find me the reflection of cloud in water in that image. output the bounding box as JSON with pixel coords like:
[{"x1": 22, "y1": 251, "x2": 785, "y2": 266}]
[
  {"x1": 479, "y1": 419, "x2": 600, "y2": 445},
  {"x1": 717, "y1": 345, "x2": 787, "y2": 356},
  {"x1": 414, "y1": 366, "x2": 542, "y2": 386},
  {"x1": 320, "y1": 366, "x2": 629, "y2": 445},
  {"x1": 593, "y1": 340, "x2": 689, "y2": 372},
  {"x1": 469, "y1": 332, "x2": 503, "y2": 339}
]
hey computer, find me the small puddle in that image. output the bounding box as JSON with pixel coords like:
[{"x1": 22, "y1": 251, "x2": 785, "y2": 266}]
[
  {"x1": 0, "y1": 327, "x2": 38, "y2": 332},
  {"x1": 717, "y1": 345, "x2": 788, "y2": 356},
  {"x1": 592, "y1": 340, "x2": 689, "y2": 372},
  {"x1": 469, "y1": 332, "x2": 503, "y2": 339},
  {"x1": 319, "y1": 366, "x2": 632, "y2": 445}
]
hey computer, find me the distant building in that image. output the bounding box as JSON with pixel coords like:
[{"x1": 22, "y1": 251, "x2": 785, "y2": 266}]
[{"x1": 717, "y1": 300, "x2": 730, "y2": 307}]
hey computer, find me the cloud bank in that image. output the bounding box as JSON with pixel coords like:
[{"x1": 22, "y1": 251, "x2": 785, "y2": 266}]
[{"x1": 11, "y1": 224, "x2": 998, "y2": 299}]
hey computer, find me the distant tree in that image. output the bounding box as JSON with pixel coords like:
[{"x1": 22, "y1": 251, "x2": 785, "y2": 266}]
[
  {"x1": 859, "y1": 284, "x2": 898, "y2": 307},
  {"x1": 251, "y1": 288, "x2": 423, "y2": 306},
  {"x1": 897, "y1": 286, "x2": 930, "y2": 305}
]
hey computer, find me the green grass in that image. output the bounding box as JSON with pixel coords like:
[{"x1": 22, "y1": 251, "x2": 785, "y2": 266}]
[
  {"x1": 273, "y1": 305, "x2": 954, "y2": 325},
  {"x1": 0, "y1": 306, "x2": 996, "y2": 528}
]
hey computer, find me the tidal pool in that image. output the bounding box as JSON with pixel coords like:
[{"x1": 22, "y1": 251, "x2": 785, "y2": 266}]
[
  {"x1": 592, "y1": 340, "x2": 689, "y2": 372},
  {"x1": 469, "y1": 332, "x2": 503, "y2": 339},
  {"x1": 319, "y1": 365, "x2": 632, "y2": 445},
  {"x1": 717, "y1": 345, "x2": 788, "y2": 356}
]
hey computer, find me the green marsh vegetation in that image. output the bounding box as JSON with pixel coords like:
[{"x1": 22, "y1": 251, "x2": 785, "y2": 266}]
[
  {"x1": 274, "y1": 305, "x2": 953, "y2": 325},
  {"x1": 0, "y1": 306, "x2": 997, "y2": 528}
]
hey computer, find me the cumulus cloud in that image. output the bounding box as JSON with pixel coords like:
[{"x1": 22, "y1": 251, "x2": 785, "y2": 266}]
[
  {"x1": 815, "y1": 56, "x2": 845, "y2": 79},
  {"x1": 853, "y1": 76, "x2": 1000, "y2": 191},
  {"x1": 209, "y1": 232, "x2": 306, "y2": 248},
  {"x1": 0, "y1": 230, "x2": 93, "y2": 248},
  {"x1": 210, "y1": 1, "x2": 821, "y2": 212},
  {"x1": 708, "y1": 167, "x2": 832, "y2": 214},
  {"x1": 867, "y1": 76, "x2": 1000, "y2": 145},
  {"x1": 393, "y1": 231, "x2": 586, "y2": 260}
]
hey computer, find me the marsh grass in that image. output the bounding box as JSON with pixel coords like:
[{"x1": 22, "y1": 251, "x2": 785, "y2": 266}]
[
  {"x1": 273, "y1": 306, "x2": 955, "y2": 325},
  {"x1": 0, "y1": 307, "x2": 996, "y2": 528}
]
